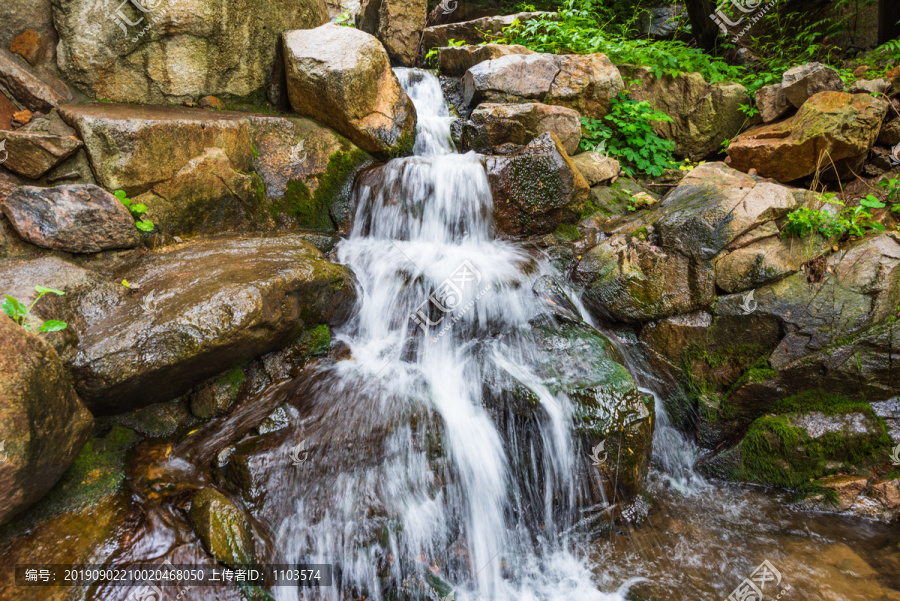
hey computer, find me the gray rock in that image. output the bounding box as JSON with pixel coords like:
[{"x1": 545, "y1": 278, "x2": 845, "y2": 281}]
[
  {"x1": 283, "y1": 24, "x2": 417, "y2": 158},
  {"x1": 466, "y1": 102, "x2": 581, "y2": 154},
  {"x1": 462, "y1": 54, "x2": 560, "y2": 107},
  {"x1": 781, "y1": 62, "x2": 844, "y2": 108},
  {"x1": 66, "y1": 235, "x2": 356, "y2": 413},
  {"x1": 51, "y1": 0, "x2": 329, "y2": 105},
  {"x1": 755, "y1": 83, "x2": 790, "y2": 123},
  {"x1": 438, "y1": 44, "x2": 534, "y2": 77},
  {"x1": 849, "y1": 78, "x2": 888, "y2": 95},
  {"x1": 571, "y1": 152, "x2": 620, "y2": 186},
  {"x1": 1, "y1": 185, "x2": 141, "y2": 253},
  {"x1": 0, "y1": 130, "x2": 83, "y2": 179}
]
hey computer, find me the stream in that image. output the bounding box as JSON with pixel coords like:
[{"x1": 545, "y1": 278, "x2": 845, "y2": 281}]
[{"x1": 6, "y1": 68, "x2": 898, "y2": 601}]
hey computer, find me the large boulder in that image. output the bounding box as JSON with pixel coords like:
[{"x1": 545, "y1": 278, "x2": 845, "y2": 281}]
[
  {"x1": 357, "y1": 0, "x2": 427, "y2": 66},
  {"x1": 463, "y1": 102, "x2": 581, "y2": 154},
  {"x1": 699, "y1": 391, "x2": 892, "y2": 494},
  {"x1": 59, "y1": 104, "x2": 373, "y2": 232},
  {"x1": 50, "y1": 0, "x2": 329, "y2": 105},
  {"x1": 463, "y1": 53, "x2": 559, "y2": 106},
  {"x1": 1, "y1": 185, "x2": 141, "y2": 253},
  {"x1": 576, "y1": 162, "x2": 800, "y2": 322},
  {"x1": 726, "y1": 92, "x2": 888, "y2": 182},
  {"x1": 283, "y1": 24, "x2": 417, "y2": 159},
  {"x1": 0, "y1": 316, "x2": 93, "y2": 525},
  {"x1": 0, "y1": 130, "x2": 82, "y2": 179},
  {"x1": 621, "y1": 66, "x2": 749, "y2": 160},
  {"x1": 714, "y1": 225, "x2": 833, "y2": 294},
  {"x1": 781, "y1": 62, "x2": 844, "y2": 108},
  {"x1": 484, "y1": 133, "x2": 589, "y2": 236},
  {"x1": 719, "y1": 233, "x2": 900, "y2": 370},
  {"x1": 0, "y1": 236, "x2": 356, "y2": 414},
  {"x1": 463, "y1": 53, "x2": 624, "y2": 120},
  {"x1": 422, "y1": 12, "x2": 556, "y2": 50},
  {"x1": 574, "y1": 233, "x2": 715, "y2": 323},
  {"x1": 438, "y1": 44, "x2": 534, "y2": 77}
]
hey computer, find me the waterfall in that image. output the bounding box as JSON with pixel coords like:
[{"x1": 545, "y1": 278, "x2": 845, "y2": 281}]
[{"x1": 274, "y1": 69, "x2": 629, "y2": 601}]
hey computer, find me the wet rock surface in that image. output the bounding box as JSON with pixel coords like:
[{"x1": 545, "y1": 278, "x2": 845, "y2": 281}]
[
  {"x1": 0, "y1": 316, "x2": 93, "y2": 526},
  {"x1": 1, "y1": 184, "x2": 140, "y2": 253},
  {"x1": 59, "y1": 235, "x2": 355, "y2": 414},
  {"x1": 485, "y1": 133, "x2": 588, "y2": 236}
]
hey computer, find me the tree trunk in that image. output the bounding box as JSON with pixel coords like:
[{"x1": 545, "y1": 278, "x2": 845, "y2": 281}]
[
  {"x1": 879, "y1": 0, "x2": 900, "y2": 45},
  {"x1": 685, "y1": 0, "x2": 721, "y2": 50}
]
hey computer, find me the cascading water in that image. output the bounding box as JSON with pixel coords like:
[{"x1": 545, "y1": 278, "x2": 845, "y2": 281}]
[{"x1": 271, "y1": 69, "x2": 632, "y2": 601}]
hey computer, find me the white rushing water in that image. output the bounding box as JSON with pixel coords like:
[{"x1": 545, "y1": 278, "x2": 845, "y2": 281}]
[{"x1": 276, "y1": 68, "x2": 629, "y2": 601}]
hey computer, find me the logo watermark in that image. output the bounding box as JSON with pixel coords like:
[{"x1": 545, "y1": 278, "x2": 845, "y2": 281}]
[
  {"x1": 290, "y1": 440, "x2": 309, "y2": 466},
  {"x1": 0, "y1": 139, "x2": 7, "y2": 164},
  {"x1": 589, "y1": 440, "x2": 607, "y2": 467},
  {"x1": 0, "y1": 440, "x2": 7, "y2": 463},
  {"x1": 725, "y1": 559, "x2": 789, "y2": 601},
  {"x1": 103, "y1": 0, "x2": 185, "y2": 43},
  {"x1": 890, "y1": 443, "x2": 900, "y2": 466},
  {"x1": 438, "y1": 0, "x2": 457, "y2": 15},
  {"x1": 289, "y1": 139, "x2": 307, "y2": 164},
  {"x1": 740, "y1": 290, "x2": 758, "y2": 315},
  {"x1": 410, "y1": 260, "x2": 488, "y2": 342},
  {"x1": 709, "y1": 0, "x2": 777, "y2": 42}
]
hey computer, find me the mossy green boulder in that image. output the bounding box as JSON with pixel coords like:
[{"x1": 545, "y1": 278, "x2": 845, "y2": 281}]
[{"x1": 189, "y1": 487, "x2": 255, "y2": 567}]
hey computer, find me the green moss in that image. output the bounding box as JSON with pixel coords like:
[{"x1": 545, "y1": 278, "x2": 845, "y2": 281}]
[
  {"x1": 273, "y1": 147, "x2": 371, "y2": 230},
  {"x1": 307, "y1": 324, "x2": 331, "y2": 356},
  {"x1": 13, "y1": 426, "x2": 139, "y2": 526},
  {"x1": 553, "y1": 223, "x2": 581, "y2": 242},
  {"x1": 580, "y1": 196, "x2": 601, "y2": 219},
  {"x1": 387, "y1": 130, "x2": 416, "y2": 159},
  {"x1": 734, "y1": 390, "x2": 893, "y2": 488}
]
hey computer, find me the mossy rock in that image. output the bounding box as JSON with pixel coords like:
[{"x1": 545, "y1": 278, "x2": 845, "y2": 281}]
[
  {"x1": 190, "y1": 368, "x2": 247, "y2": 419},
  {"x1": 189, "y1": 487, "x2": 256, "y2": 568},
  {"x1": 699, "y1": 390, "x2": 894, "y2": 489}
]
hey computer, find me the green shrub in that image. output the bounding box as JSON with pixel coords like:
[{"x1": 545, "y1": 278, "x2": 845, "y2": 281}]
[{"x1": 579, "y1": 92, "x2": 675, "y2": 176}]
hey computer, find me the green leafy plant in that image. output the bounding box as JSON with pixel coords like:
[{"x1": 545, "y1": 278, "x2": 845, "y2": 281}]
[
  {"x1": 3, "y1": 286, "x2": 68, "y2": 332},
  {"x1": 782, "y1": 194, "x2": 885, "y2": 239},
  {"x1": 876, "y1": 175, "x2": 900, "y2": 214},
  {"x1": 114, "y1": 189, "x2": 154, "y2": 232},
  {"x1": 579, "y1": 93, "x2": 675, "y2": 177}
]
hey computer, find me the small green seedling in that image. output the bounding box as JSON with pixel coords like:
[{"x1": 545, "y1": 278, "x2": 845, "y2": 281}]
[
  {"x1": 114, "y1": 189, "x2": 155, "y2": 232},
  {"x1": 3, "y1": 286, "x2": 68, "y2": 332}
]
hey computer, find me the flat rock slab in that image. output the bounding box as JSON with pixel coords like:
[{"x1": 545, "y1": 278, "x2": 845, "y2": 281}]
[
  {"x1": 422, "y1": 12, "x2": 556, "y2": 49},
  {"x1": 438, "y1": 44, "x2": 534, "y2": 77},
  {"x1": 1, "y1": 184, "x2": 140, "y2": 253},
  {"x1": 67, "y1": 235, "x2": 356, "y2": 413},
  {"x1": 0, "y1": 130, "x2": 82, "y2": 179},
  {"x1": 0, "y1": 48, "x2": 71, "y2": 112}
]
